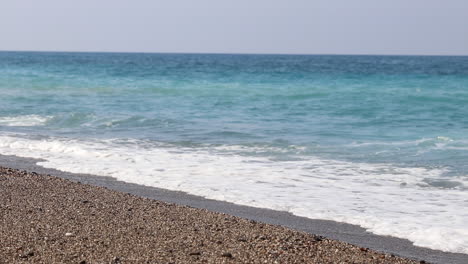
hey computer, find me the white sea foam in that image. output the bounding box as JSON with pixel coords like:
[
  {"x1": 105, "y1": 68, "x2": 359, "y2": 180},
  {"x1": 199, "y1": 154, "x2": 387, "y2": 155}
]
[
  {"x1": 0, "y1": 115, "x2": 51, "y2": 127},
  {"x1": 1, "y1": 134, "x2": 467, "y2": 254}
]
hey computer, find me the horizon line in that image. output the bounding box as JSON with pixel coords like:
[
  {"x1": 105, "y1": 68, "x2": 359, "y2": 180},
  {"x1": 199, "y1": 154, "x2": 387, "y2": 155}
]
[{"x1": 1, "y1": 49, "x2": 467, "y2": 57}]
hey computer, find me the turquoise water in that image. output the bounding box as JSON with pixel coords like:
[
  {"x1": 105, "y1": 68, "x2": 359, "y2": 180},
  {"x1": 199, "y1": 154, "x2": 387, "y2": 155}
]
[{"x1": 1, "y1": 52, "x2": 468, "y2": 253}]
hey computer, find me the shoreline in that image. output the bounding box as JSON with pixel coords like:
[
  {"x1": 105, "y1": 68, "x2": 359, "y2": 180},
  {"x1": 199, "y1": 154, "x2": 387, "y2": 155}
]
[{"x1": 1, "y1": 154, "x2": 467, "y2": 263}]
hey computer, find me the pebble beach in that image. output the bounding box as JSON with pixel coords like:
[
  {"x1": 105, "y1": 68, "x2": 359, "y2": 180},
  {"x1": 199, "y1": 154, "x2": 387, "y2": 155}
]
[{"x1": 0, "y1": 167, "x2": 422, "y2": 264}]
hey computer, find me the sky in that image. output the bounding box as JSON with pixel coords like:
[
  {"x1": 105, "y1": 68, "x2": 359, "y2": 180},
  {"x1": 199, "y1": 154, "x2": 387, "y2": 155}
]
[{"x1": 1, "y1": 0, "x2": 467, "y2": 55}]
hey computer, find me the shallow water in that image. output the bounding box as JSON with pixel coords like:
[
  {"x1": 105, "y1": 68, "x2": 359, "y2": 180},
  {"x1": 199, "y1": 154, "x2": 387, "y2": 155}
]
[{"x1": 1, "y1": 51, "x2": 467, "y2": 253}]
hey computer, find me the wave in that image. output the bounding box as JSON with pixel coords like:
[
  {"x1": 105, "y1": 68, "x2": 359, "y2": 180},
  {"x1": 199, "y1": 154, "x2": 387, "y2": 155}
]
[
  {"x1": 348, "y1": 136, "x2": 468, "y2": 151},
  {"x1": 0, "y1": 133, "x2": 467, "y2": 254},
  {"x1": 0, "y1": 115, "x2": 52, "y2": 127}
]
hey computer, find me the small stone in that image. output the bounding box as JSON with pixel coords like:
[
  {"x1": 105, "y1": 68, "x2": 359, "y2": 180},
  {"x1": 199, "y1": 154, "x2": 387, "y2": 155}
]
[
  {"x1": 189, "y1": 252, "x2": 201, "y2": 256},
  {"x1": 221, "y1": 252, "x2": 233, "y2": 258},
  {"x1": 110, "y1": 256, "x2": 121, "y2": 264},
  {"x1": 19, "y1": 251, "x2": 34, "y2": 258},
  {"x1": 65, "y1": 232, "x2": 74, "y2": 237}
]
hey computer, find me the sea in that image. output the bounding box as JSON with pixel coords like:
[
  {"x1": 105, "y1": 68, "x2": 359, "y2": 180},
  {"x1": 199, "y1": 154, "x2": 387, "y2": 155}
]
[{"x1": 0, "y1": 51, "x2": 467, "y2": 254}]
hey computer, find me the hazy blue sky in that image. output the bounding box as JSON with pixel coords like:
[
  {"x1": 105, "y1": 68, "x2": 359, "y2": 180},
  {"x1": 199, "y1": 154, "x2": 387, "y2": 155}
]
[{"x1": 1, "y1": 0, "x2": 467, "y2": 55}]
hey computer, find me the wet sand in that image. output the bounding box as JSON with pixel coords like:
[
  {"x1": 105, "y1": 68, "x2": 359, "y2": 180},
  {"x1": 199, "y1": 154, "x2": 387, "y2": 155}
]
[{"x1": 1, "y1": 154, "x2": 467, "y2": 263}]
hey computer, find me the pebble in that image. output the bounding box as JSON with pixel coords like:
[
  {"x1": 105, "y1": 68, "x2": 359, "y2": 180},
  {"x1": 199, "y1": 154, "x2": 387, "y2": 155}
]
[
  {"x1": 19, "y1": 251, "x2": 34, "y2": 258},
  {"x1": 222, "y1": 252, "x2": 233, "y2": 258}
]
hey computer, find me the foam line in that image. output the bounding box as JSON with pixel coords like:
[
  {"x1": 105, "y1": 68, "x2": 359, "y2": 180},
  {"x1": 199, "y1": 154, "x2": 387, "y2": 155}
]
[{"x1": 0, "y1": 134, "x2": 467, "y2": 254}]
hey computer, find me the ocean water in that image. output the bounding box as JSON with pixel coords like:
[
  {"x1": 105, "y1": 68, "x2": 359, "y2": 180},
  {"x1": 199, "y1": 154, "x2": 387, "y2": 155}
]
[{"x1": 1, "y1": 51, "x2": 468, "y2": 253}]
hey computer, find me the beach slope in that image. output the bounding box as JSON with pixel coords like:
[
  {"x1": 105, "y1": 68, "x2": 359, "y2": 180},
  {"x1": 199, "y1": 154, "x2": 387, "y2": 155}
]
[{"x1": 0, "y1": 167, "x2": 417, "y2": 263}]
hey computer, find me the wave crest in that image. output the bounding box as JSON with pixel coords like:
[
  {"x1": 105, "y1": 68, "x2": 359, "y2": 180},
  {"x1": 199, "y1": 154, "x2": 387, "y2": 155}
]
[{"x1": 0, "y1": 115, "x2": 51, "y2": 127}]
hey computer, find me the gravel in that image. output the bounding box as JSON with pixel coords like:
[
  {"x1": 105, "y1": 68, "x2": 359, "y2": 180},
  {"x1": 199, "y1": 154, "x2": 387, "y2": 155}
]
[{"x1": 0, "y1": 167, "x2": 420, "y2": 263}]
